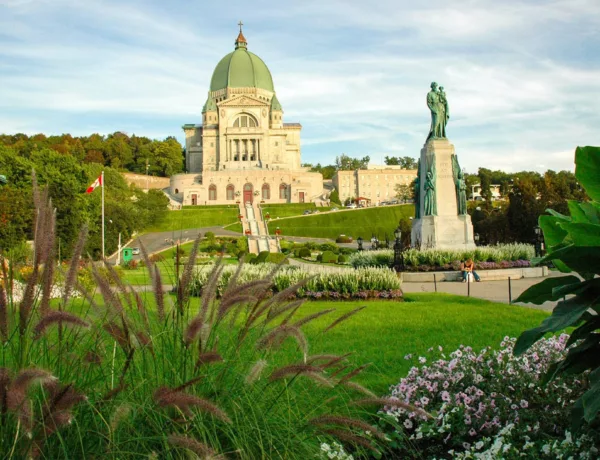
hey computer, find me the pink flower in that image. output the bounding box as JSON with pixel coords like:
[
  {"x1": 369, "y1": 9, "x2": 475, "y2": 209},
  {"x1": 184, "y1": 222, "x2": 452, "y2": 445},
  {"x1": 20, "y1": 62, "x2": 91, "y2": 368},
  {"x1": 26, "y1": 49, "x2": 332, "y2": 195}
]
[
  {"x1": 469, "y1": 428, "x2": 477, "y2": 436},
  {"x1": 441, "y1": 391, "x2": 451, "y2": 402},
  {"x1": 520, "y1": 399, "x2": 529, "y2": 408}
]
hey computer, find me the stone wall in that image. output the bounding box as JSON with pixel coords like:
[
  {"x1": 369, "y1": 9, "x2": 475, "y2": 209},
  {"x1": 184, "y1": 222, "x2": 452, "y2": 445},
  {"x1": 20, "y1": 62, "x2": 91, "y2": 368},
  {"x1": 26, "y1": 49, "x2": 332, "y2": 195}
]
[{"x1": 122, "y1": 173, "x2": 170, "y2": 190}]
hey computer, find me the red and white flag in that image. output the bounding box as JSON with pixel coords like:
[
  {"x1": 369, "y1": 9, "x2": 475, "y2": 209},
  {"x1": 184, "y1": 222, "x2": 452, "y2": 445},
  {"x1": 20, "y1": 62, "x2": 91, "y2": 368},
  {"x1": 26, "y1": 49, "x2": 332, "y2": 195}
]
[{"x1": 86, "y1": 175, "x2": 102, "y2": 194}]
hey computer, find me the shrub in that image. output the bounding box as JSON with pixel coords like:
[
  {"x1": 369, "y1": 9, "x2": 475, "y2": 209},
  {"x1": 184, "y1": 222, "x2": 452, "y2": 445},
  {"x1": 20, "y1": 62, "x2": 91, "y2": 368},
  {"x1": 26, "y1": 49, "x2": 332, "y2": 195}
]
[
  {"x1": 298, "y1": 247, "x2": 311, "y2": 259},
  {"x1": 253, "y1": 251, "x2": 270, "y2": 264},
  {"x1": 321, "y1": 251, "x2": 338, "y2": 264},
  {"x1": 204, "y1": 231, "x2": 215, "y2": 240},
  {"x1": 336, "y1": 235, "x2": 353, "y2": 243},
  {"x1": 149, "y1": 253, "x2": 165, "y2": 263},
  {"x1": 382, "y1": 336, "x2": 600, "y2": 458},
  {"x1": 337, "y1": 254, "x2": 347, "y2": 264},
  {"x1": 266, "y1": 253, "x2": 289, "y2": 265},
  {"x1": 318, "y1": 243, "x2": 339, "y2": 253},
  {"x1": 242, "y1": 252, "x2": 256, "y2": 263},
  {"x1": 122, "y1": 259, "x2": 138, "y2": 270}
]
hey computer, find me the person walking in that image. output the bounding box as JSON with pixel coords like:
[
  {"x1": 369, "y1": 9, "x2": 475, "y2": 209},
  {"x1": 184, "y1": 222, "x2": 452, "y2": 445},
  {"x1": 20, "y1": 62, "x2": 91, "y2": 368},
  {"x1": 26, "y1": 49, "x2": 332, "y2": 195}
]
[{"x1": 461, "y1": 258, "x2": 481, "y2": 282}]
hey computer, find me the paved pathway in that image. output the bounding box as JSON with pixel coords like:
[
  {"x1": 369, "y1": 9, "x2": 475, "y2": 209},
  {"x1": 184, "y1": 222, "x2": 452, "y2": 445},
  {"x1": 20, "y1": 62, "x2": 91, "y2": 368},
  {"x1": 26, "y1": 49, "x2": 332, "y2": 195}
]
[{"x1": 401, "y1": 275, "x2": 558, "y2": 312}]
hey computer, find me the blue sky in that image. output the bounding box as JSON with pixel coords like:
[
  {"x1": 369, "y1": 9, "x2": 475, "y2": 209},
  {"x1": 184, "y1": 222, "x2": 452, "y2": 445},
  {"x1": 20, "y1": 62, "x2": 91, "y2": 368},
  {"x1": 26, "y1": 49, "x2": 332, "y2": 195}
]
[{"x1": 1, "y1": 0, "x2": 599, "y2": 173}]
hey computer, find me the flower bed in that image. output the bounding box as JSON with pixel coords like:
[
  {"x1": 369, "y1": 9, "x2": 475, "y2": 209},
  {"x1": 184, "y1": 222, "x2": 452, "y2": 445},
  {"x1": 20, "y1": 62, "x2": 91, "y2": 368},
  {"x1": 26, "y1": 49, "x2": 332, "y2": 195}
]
[
  {"x1": 190, "y1": 264, "x2": 402, "y2": 300},
  {"x1": 381, "y1": 335, "x2": 599, "y2": 458},
  {"x1": 349, "y1": 244, "x2": 534, "y2": 270}
]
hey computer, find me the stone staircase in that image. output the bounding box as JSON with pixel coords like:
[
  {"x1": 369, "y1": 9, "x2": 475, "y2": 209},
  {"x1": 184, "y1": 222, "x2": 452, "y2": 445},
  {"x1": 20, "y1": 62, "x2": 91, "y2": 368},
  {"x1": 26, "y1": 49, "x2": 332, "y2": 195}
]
[{"x1": 239, "y1": 202, "x2": 280, "y2": 255}]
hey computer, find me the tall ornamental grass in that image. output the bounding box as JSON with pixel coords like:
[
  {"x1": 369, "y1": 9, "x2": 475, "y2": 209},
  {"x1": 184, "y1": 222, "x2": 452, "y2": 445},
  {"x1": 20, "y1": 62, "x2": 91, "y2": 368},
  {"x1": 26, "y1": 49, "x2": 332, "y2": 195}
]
[
  {"x1": 190, "y1": 265, "x2": 402, "y2": 298},
  {"x1": 349, "y1": 244, "x2": 535, "y2": 269},
  {"x1": 0, "y1": 177, "x2": 416, "y2": 459}
]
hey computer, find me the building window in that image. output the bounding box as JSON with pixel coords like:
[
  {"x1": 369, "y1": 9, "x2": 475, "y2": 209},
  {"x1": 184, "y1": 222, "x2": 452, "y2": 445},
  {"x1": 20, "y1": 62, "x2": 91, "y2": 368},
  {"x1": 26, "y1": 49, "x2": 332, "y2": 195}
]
[
  {"x1": 226, "y1": 184, "x2": 235, "y2": 200},
  {"x1": 233, "y1": 114, "x2": 258, "y2": 128},
  {"x1": 279, "y1": 183, "x2": 288, "y2": 199},
  {"x1": 262, "y1": 183, "x2": 270, "y2": 200},
  {"x1": 209, "y1": 184, "x2": 217, "y2": 201}
]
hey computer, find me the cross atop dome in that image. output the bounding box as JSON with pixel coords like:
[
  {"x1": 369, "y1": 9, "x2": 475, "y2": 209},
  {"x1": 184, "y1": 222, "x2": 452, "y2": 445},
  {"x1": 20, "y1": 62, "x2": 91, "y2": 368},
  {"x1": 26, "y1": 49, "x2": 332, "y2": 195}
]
[{"x1": 235, "y1": 20, "x2": 247, "y2": 49}]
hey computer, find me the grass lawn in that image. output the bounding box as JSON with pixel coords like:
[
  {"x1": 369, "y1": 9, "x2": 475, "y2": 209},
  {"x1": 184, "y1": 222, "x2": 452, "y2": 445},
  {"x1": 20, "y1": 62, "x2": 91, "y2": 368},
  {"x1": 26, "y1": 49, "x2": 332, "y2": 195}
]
[
  {"x1": 293, "y1": 294, "x2": 548, "y2": 394},
  {"x1": 260, "y1": 203, "x2": 332, "y2": 219},
  {"x1": 263, "y1": 204, "x2": 415, "y2": 240},
  {"x1": 144, "y1": 206, "x2": 239, "y2": 233}
]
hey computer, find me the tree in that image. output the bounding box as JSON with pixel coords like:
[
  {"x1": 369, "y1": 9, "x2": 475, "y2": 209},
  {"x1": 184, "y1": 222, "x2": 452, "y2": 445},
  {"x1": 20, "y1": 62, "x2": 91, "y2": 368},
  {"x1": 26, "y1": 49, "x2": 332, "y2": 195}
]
[
  {"x1": 394, "y1": 183, "x2": 412, "y2": 203},
  {"x1": 335, "y1": 154, "x2": 370, "y2": 170},
  {"x1": 329, "y1": 187, "x2": 341, "y2": 205},
  {"x1": 478, "y1": 168, "x2": 493, "y2": 204},
  {"x1": 384, "y1": 156, "x2": 399, "y2": 166},
  {"x1": 384, "y1": 156, "x2": 417, "y2": 169}
]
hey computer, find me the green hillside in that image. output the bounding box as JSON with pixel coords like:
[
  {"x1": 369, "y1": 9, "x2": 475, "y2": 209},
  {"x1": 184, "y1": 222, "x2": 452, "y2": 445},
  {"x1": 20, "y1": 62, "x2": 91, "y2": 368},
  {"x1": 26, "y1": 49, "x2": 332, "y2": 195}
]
[
  {"x1": 260, "y1": 203, "x2": 331, "y2": 219},
  {"x1": 145, "y1": 206, "x2": 239, "y2": 233},
  {"x1": 266, "y1": 205, "x2": 414, "y2": 240}
]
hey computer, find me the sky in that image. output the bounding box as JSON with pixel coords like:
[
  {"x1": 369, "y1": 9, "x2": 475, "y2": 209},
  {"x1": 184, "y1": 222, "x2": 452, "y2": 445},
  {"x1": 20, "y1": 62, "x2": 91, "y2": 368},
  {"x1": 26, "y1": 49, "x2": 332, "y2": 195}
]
[{"x1": 1, "y1": 0, "x2": 599, "y2": 173}]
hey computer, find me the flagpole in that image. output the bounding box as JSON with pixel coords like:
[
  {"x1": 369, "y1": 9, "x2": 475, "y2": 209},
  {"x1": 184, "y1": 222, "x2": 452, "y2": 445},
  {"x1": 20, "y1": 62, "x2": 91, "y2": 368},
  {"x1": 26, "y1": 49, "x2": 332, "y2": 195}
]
[{"x1": 101, "y1": 170, "x2": 105, "y2": 260}]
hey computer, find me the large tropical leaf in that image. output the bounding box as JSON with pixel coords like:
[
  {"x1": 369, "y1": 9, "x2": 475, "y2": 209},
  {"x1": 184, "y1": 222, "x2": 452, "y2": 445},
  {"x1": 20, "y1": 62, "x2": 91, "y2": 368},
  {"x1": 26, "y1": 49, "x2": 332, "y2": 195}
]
[
  {"x1": 575, "y1": 146, "x2": 600, "y2": 202},
  {"x1": 514, "y1": 275, "x2": 580, "y2": 305},
  {"x1": 557, "y1": 222, "x2": 600, "y2": 247}
]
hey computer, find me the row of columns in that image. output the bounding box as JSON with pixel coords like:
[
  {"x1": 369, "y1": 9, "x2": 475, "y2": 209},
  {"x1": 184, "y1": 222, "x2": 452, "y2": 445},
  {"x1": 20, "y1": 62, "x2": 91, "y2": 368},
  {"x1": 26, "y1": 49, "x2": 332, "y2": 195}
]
[{"x1": 227, "y1": 139, "x2": 261, "y2": 162}]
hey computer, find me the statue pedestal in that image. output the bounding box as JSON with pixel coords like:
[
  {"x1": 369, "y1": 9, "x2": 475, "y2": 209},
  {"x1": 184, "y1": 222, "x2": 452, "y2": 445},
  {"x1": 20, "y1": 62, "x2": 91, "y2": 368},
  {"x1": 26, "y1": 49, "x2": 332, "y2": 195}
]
[{"x1": 411, "y1": 138, "x2": 476, "y2": 250}]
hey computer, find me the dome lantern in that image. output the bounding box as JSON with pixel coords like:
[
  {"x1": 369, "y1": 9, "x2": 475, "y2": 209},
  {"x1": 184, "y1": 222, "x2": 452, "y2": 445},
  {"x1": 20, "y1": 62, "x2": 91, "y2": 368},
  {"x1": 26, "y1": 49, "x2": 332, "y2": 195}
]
[{"x1": 235, "y1": 21, "x2": 247, "y2": 50}]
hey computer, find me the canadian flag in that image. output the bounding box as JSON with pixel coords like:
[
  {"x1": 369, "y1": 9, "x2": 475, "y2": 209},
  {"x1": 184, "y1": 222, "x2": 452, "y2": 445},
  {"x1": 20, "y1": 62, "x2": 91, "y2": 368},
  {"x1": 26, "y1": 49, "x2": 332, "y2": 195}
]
[{"x1": 86, "y1": 175, "x2": 103, "y2": 194}]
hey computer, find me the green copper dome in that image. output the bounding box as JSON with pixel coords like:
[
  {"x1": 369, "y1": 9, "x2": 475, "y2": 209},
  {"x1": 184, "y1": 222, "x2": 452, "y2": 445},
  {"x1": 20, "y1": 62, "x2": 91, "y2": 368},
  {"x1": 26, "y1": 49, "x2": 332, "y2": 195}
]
[{"x1": 209, "y1": 29, "x2": 275, "y2": 93}]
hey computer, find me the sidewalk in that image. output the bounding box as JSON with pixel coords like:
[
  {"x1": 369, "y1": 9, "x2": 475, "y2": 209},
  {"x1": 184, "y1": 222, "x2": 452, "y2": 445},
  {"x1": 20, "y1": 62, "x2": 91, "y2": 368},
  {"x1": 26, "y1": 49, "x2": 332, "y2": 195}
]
[{"x1": 401, "y1": 276, "x2": 557, "y2": 312}]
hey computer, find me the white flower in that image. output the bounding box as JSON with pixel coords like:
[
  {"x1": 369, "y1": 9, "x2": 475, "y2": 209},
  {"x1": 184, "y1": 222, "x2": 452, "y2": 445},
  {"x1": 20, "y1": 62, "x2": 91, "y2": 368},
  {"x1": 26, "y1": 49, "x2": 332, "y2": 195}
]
[
  {"x1": 542, "y1": 444, "x2": 551, "y2": 455},
  {"x1": 321, "y1": 443, "x2": 331, "y2": 452},
  {"x1": 475, "y1": 441, "x2": 484, "y2": 450},
  {"x1": 419, "y1": 357, "x2": 427, "y2": 364},
  {"x1": 404, "y1": 419, "x2": 413, "y2": 429}
]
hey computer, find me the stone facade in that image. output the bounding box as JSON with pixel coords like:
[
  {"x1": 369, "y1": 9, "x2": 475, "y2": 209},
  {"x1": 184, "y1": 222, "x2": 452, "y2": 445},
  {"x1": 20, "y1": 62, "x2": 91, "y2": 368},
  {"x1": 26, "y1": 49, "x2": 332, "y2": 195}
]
[
  {"x1": 332, "y1": 168, "x2": 417, "y2": 204},
  {"x1": 170, "y1": 27, "x2": 323, "y2": 206}
]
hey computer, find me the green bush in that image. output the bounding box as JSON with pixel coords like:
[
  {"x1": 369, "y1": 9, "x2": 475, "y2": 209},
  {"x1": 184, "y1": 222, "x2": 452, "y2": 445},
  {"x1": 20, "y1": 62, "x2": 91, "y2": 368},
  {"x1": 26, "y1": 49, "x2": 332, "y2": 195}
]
[
  {"x1": 318, "y1": 242, "x2": 339, "y2": 253},
  {"x1": 321, "y1": 251, "x2": 337, "y2": 264},
  {"x1": 337, "y1": 254, "x2": 347, "y2": 264},
  {"x1": 336, "y1": 235, "x2": 353, "y2": 243},
  {"x1": 265, "y1": 253, "x2": 289, "y2": 265},
  {"x1": 205, "y1": 231, "x2": 215, "y2": 240},
  {"x1": 298, "y1": 247, "x2": 311, "y2": 258},
  {"x1": 250, "y1": 251, "x2": 270, "y2": 265},
  {"x1": 242, "y1": 252, "x2": 256, "y2": 263}
]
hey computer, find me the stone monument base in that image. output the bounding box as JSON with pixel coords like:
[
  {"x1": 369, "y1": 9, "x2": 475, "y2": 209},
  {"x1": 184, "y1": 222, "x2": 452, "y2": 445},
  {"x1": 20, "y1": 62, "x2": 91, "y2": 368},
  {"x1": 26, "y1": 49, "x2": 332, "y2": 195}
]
[{"x1": 411, "y1": 214, "x2": 476, "y2": 250}]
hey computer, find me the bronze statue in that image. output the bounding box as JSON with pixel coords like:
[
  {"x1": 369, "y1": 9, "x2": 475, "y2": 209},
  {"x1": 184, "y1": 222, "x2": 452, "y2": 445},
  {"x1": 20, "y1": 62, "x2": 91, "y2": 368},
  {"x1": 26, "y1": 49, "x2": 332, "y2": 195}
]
[
  {"x1": 423, "y1": 160, "x2": 437, "y2": 216},
  {"x1": 457, "y1": 170, "x2": 467, "y2": 215},
  {"x1": 427, "y1": 82, "x2": 449, "y2": 140}
]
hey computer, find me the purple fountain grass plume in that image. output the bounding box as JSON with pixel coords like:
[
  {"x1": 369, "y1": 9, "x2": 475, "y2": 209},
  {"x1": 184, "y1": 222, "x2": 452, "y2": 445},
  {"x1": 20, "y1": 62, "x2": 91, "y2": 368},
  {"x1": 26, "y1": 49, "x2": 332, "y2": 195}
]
[
  {"x1": 341, "y1": 381, "x2": 377, "y2": 398},
  {"x1": 0, "y1": 367, "x2": 10, "y2": 415},
  {"x1": 329, "y1": 365, "x2": 351, "y2": 379},
  {"x1": 351, "y1": 397, "x2": 433, "y2": 419},
  {"x1": 33, "y1": 311, "x2": 90, "y2": 340},
  {"x1": 103, "y1": 321, "x2": 130, "y2": 352},
  {"x1": 152, "y1": 265, "x2": 165, "y2": 322},
  {"x1": 256, "y1": 324, "x2": 308, "y2": 356},
  {"x1": 39, "y1": 208, "x2": 57, "y2": 315},
  {"x1": 321, "y1": 353, "x2": 353, "y2": 370},
  {"x1": 252, "y1": 276, "x2": 313, "y2": 321},
  {"x1": 43, "y1": 381, "x2": 87, "y2": 414},
  {"x1": 264, "y1": 299, "x2": 306, "y2": 326},
  {"x1": 268, "y1": 364, "x2": 323, "y2": 382},
  {"x1": 6, "y1": 369, "x2": 56, "y2": 435},
  {"x1": 195, "y1": 351, "x2": 223, "y2": 369},
  {"x1": 84, "y1": 350, "x2": 102, "y2": 365},
  {"x1": 90, "y1": 263, "x2": 124, "y2": 316},
  {"x1": 167, "y1": 434, "x2": 222, "y2": 459},
  {"x1": 338, "y1": 363, "x2": 371, "y2": 384},
  {"x1": 216, "y1": 292, "x2": 260, "y2": 321},
  {"x1": 100, "y1": 383, "x2": 128, "y2": 402},
  {"x1": 184, "y1": 316, "x2": 205, "y2": 346},
  {"x1": 0, "y1": 260, "x2": 8, "y2": 340},
  {"x1": 292, "y1": 308, "x2": 335, "y2": 328},
  {"x1": 306, "y1": 354, "x2": 351, "y2": 368},
  {"x1": 178, "y1": 233, "x2": 201, "y2": 306},
  {"x1": 129, "y1": 285, "x2": 150, "y2": 334},
  {"x1": 301, "y1": 371, "x2": 334, "y2": 387},
  {"x1": 310, "y1": 414, "x2": 387, "y2": 441},
  {"x1": 19, "y1": 265, "x2": 40, "y2": 337},
  {"x1": 320, "y1": 428, "x2": 378, "y2": 452},
  {"x1": 245, "y1": 359, "x2": 268, "y2": 384},
  {"x1": 198, "y1": 259, "x2": 224, "y2": 321},
  {"x1": 153, "y1": 387, "x2": 232, "y2": 423},
  {"x1": 323, "y1": 306, "x2": 366, "y2": 333},
  {"x1": 61, "y1": 225, "x2": 88, "y2": 307},
  {"x1": 134, "y1": 331, "x2": 153, "y2": 354}
]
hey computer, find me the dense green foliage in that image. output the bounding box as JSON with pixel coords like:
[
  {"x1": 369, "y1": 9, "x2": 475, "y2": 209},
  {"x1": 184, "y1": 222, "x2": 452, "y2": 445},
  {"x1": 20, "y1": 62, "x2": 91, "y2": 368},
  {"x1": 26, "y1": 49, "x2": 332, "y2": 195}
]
[
  {"x1": 266, "y1": 205, "x2": 414, "y2": 240},
  {"x1": 471, "y1": 168, "x2": 587, "y2": 245},
  {"x1": 515, "y1": 145, "x2": 600, "y2": 425},
  {"x1": 0, "y1": 145, "x2": 168, "y2": 258},
  {"x1": 384, "y1": 156, "x2": 418, "y2": 169},
  {"x1": 0, "y1": 132, "x2": 183, "y2": 177},
  {"x1": 145, "y1": 207, "x2": 240, "y2": 233}
]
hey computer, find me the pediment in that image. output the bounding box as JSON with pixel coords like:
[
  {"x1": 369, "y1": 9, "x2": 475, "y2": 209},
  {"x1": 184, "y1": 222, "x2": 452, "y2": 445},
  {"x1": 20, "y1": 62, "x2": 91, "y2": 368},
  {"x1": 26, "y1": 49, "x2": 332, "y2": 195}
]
[{"x1": 218, "y1": 95, "x2": 268, "y2": 107}]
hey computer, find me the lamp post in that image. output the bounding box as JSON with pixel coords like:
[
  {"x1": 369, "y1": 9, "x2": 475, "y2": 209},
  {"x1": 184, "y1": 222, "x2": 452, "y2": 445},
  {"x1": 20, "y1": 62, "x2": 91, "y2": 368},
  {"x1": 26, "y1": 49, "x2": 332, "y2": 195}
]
[
  {"x1": 357, "y1": 236, "x2": 364, "y2": 251},
  {"x1": 534, "y1": 226, "x2": 544, "y2": 257},
  {"x1": 393, "y1": 226, "x2": 403, "y2": 272}
]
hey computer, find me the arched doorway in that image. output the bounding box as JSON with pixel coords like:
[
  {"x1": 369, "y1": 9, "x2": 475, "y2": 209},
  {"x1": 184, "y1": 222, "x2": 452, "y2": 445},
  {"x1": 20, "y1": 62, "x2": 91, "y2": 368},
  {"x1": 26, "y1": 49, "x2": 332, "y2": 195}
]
[{"x1": 243, "y1": 183, "x2": 253, "y2": 204}]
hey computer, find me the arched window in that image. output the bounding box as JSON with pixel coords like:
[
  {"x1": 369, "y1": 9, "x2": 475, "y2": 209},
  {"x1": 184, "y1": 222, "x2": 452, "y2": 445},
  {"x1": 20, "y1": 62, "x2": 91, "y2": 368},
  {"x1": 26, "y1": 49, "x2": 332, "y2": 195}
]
[
  {"x1": 279, "y1": 183, "x2": 288, "y2": 200},
  {"x1": 233, "y1": 114, "x2": 258, "y2": 128},
  {"x1": 262, "y1": 183, "x2": 270, "y2": 200},
  {"x1": 226, "y1": 184, "x2": 235, "y2": 200},
  {"x1": 209, "y1": 184, "x2": 217, "y2": 201}
]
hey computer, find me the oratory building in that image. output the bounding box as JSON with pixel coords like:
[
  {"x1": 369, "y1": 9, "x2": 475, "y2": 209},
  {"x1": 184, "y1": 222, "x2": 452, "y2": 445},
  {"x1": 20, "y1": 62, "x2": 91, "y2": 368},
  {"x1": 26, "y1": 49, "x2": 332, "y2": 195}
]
[{"x1": 170, "y1": 26, "x2": 323, "y2": 206}]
